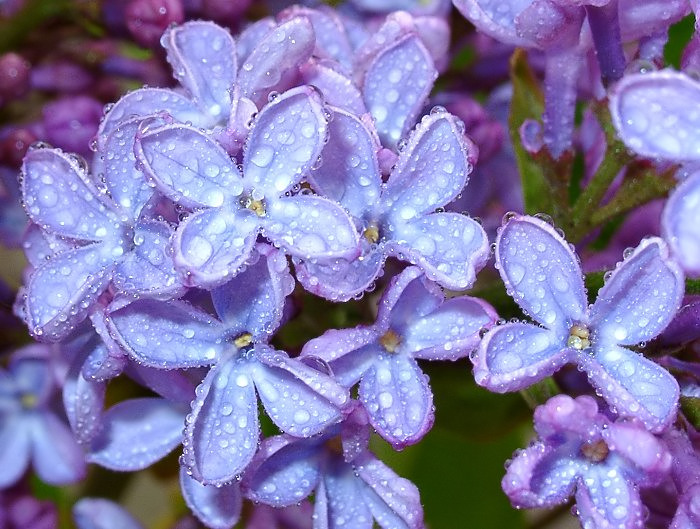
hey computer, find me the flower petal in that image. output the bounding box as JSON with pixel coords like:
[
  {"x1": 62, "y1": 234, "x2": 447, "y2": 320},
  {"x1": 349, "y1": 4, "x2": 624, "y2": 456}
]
[
  {"x1": 386, "y1": 212, "x2": 489, "y2": 290},
  {"x1": 135, "y1": 123, "x2": 243, "y2": 209},
  {"x1": 580, "y1": 344, "x2": 679, "y2": 432},
  {"x1": 264, "y1": 195, "x2": 360, "y2": 260},
  {"x1": 359, "y1": 354, "x2": 432, "y2": 448},
  {"x1": 363, "y1": 35, "x2": 436, "y2": 148},
  {"x1": 101, "y1": 116, "x2": 154, "y2": 219},
  {"x1": 619, "y1": 0, "x2": 690, "y2": 41},
  {"x1": 112, "y1": 220, "x2": 183, "y2": 297},
  {"x1": 183, "y1": 356, "x2": 259, "y2": 484},
  {"x1": 21, "y1": 148, "x2": 122, "y2": 242},
  {"x1": 495, "y1": 215, "x2": 586, "y2": 334},
  {"x1": 474, "y1": 322, "x2": 572, "y2": 392},
  {"x1": 300, "y1": 61, "x2": 365, "y2": 114},
  {"x1": 97, "y1": 88, "x2": 201, "y2": 142},
  {"x1": 406, "y1": 296, "x2": 497, "y2": 360},
  {"x1": 22, "y1": 223, "x2": 70, "y2": 268},
  {"x1": 383, "y1": 111, "x2": 475, "y2": 216},
  {"x1": 73, "y1": 498, "x2": 144, "y2": 529},
  {"x1": 308, "y1": 108, "x2": 381, "y2": 219},
  {"x1": 452, "y1": 0, "x2": 534, "y2": 46},
  {"x1": 237, "y1": 17, "x2": 315, "y2": 107},
  {"x1": 243, "y1": 86, "x2": 328, "y2": 196},
  {"x1": 610, "y1": 70, "x2": 700, "y2": 162},
  {"x1": 502, "y1": 441, "x2": 580, "y2": 509},
  {"x1": 163, "y1": 21, "x2": 236, "y2": 123},
  {"x1": 318, "y1": 459, "x2": 374, "y2": 529},
  {"x1": 253, "y1": 345, "x2": 346, "y2": 436},
  {"x1": 30, "y1": 412, "x2": 86, "y2": 484},
  {"x1": 243, "y1": 435, "x2": 322, "y2": 507},
  {"x1": 355, "y1": 452, "x2": 425, "y2": 529},
  {"x1": 24, "y1": 245, "x2": 114, "y2": 341},
  {"x1": 294, "y1": 249, "x2": 385, "y2": 302},
  {"x1": 211, "y1": 244, "x2": 293, "y2": 341},
  {"x1": 575, "y1": 465, "x2": 644, "y2": 529},
  {"x1": 0, "y1": 417, "x2": 30, "y2": 488},
  {"x1": 173, "y1": 207, "x2": 259, "y2": 288},
  {"x1": 281, "y1": 6, "x2": 353, "y2": 67},
  {"x1": 89, "y1": 398, "x2": 185, "y2": 471},
  {"x1": 662, "y1": 170, "x2": 700, "y2": 277},
  {"x1": 179, "y1": 467, "x2": 242, "y2": 529},
  {"x1": 589, "y1": 237, "x2": 684, "y2": 346},
  {"x1": 107, "y1": 298, "x2": 226, "y2": 368},
  {"x1": 602, "y1": 422, "x2": 671, "y2": 483},
  {"x1": 63, "y1": 358, "x2": 106, "y2": 445}
]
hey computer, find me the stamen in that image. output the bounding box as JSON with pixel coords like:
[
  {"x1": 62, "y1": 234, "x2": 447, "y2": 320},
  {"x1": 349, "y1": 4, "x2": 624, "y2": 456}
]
[
  {"x1": 363, "y1": 224, "x2": 380, "y2": 244},
  {"x1": 21, "y1": 393, "x2": 38, "y2": 409},
  {"x1": 241, "y1": 196, "x2": 266, "y2": 217},
  {"x1": 234, "y1": 333, "x2": 253, "y2": 348},
  {"x1": 379, "y1": 330, "x2": 401, "y2": 353},
  {"x1": 567, "y1": 324, "x2": 591, "y2": 350},
  {"x1": 580, "y1": 439, "x2": 609, "y2": 462}
]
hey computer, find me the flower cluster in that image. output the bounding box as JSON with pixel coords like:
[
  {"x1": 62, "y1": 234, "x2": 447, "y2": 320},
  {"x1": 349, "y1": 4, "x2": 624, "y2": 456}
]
[{"x1": 2, "y1": 0, "x2": 700, "y2": 528}]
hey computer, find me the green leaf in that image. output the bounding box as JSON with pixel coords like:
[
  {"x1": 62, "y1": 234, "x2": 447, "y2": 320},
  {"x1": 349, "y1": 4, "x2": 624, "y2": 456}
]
[
  {"x1": 665, "y1": 15, "x2": 695, "y2": 69},
  {"x1": 680, "y1": 396, "x2": 700, "y2": 430},
  {"x1": 508, "y1": 49, "x2": 555, "y2": 216}
]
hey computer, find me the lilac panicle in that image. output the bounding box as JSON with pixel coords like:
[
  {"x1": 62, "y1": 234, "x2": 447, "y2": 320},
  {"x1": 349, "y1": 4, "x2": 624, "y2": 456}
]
[
  {"x1": 107, "y1": 244, "x2": 349, "y2": 484},
  {"x1": 20, "y1": 117, "x2": 183, "y2": 341},
  {"x1": 504, "y1": 394, "x2": 671, "y2": 529},
  {"x1": 135, "y1": 85, "x2": 359, "y2": 288},
  {"x1": 73, "y1": 498, "x2": 144, "y2": 529},
  {"x1": 0, "y1": 348, "x2": 86, "y2": 488},
  {"x1": 297, "y1": 106, "x2": 488, "y2": 301},
  {"x1": 473, "y1": 214, "x2": 684, "y2": 432},
  {"x1": 302, "y1": 266, "x2": 496, "y2": 448},
  {"x1": 242, "y1": 403, "x2": 425, "y2": 529}
]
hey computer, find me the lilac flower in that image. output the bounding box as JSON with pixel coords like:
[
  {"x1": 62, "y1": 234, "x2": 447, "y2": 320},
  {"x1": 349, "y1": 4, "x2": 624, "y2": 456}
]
[
  {"x1": 473, "y1": 214, "x2": 684, "y2": 431},
  {"x1": 663, "y1": 429, "x2": 700, "y2": 529},
  {"x1": 106, "y1": 244, "x2": 349, "y2": 484},
  {"x1": 296, "y1": 107, "x2": 488, "y2": 301},
  {"x1": 0, "y1": 347, "x2": 86, "y2": 488},
  {"x1": 610, "y1": 70, "x2": 700, "y2": 277},
  {"x1": 98, "y1": 16, "x2": 315, "y2": 150},
  {"x1": 125, "y1": 0, "x2": 184, "y2": 47},
  {"x1": 504, "y1": 394, "x2": 671, "y2": 528},
  {"x1": 73, "y1": 498, "x2": 143, "y2": 529},
  {"x1": 134, "y1": 85, "x2": 359, "y2": 288},
  {"x1": 242, "y1": 403, "x2": 425, "y2": 529},
  {"x1": 0, "y1": 52, "x2": 30, "y2": 106},
  {"x1": 179, "y1": 466, "x2": 242, "y2": 529},
  {"x1": 0, "y1": 483, "x2": 58, "y2": 529},
  {"x1": 20, "y1": 116, "x2": 183, "y2": 341},
  {"x1": 302, "y1": 266, "x2": 496, "y2": 447},
  {"x1": 39, "y1": 96, "x2": 103, "y2": 158}
]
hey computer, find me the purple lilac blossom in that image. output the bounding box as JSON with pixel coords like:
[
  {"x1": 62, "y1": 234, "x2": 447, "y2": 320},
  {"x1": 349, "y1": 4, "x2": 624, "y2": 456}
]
[
  {"x1": 19, "y1": 116, "x2": 183, "y2": 341},
  {"x1": 0, "y1": 484, "x2": 58, "y2": 529},
  {"x1": 610, "y1": 70, "x2": 700, "y2": 277},
  {"x1": 473, "y1": 214, "x2": 684, "y2": 431},
  {"x1": 0, "y1": 346, "x2": 86, "y2": 488},
  {"x1": 134, "y1": 85, "x2": 359, "y2": 288},
  {"x1": 504, "y1": 394, "x2": 671, "y2": 528},
  {"x1": 125, "y1": 0, "x2": 185, "y2": 47},
  {"x1": 302, "y1": 266, "x2": 496, "y2": 447},
  {"x1": 242, "y1": 403, "x2": 425, "y2": 529},
  {"x1": 663, "y1": 429, "x2": 700, "y2": 528},
  {"x1": 73, "y1": 498, "x2": 144, "y2": 529},
  {"x1": 296, "y1": 107, "x2": 489, "y2": 301},
  {"x1": 106, "y1": 244, "x2": 349, "y2": 484}
]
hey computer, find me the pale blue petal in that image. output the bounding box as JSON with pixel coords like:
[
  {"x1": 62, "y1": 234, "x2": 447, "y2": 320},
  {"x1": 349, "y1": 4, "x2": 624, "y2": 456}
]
[
  {"x1": 0, "y1": 417, "x2": 30, "y2": 488},
  {"x1": 300, "y1": 62, "x2": 366, "y2": 114},
  {"x1": 179, "y1": 467, "x2": 242, "y2": 529},
  {"x1": 73, "y1": 498, "x2": 144, "y2": 529},
  {"x1": 495, "y1": 215, "x2": 587, "y2": 335},
  {"x1": 30, "y1": 412, "x2": 86, "y2": 484},
  {"x1": 575, "y1": 465, "x2": 644, "y2": 529},
  {"x1": 474, "y1": 322, "x2": 573, "y2": 392},
  {"x1": 243, "y1": 86, "x2": 328, "y2": 196},
  {"x1": 163, "y1": 21, "x2": 236, "y2": 123},
  {"x1": 89, "y1": 398, "x2": 185, "y2": 471},
  {"x1": 452, "y1": 0, "x2": 535, "y2": 46},
  {"x1": 662, "y1": 171, "x2": 700, "y2": 277}
]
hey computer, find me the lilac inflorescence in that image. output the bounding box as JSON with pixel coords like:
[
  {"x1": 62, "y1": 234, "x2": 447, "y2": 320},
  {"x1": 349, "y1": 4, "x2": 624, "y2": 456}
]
[{"x1": 3, "y1": 1, "x2": 700, "y2": 528}]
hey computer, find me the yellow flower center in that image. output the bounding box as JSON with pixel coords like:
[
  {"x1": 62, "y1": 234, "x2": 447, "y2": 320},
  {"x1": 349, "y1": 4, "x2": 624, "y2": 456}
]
[
  {"x1": 580, "y1": 439, "x2": 609, "y2": 462},
  {"x1": 567, "y1": 324, "x2": 591, "y2": 350},
  {"x1": 379, "y1": 330, "x2": 401, "y2": 353},
  {"x1": 21, "y1": 393, "x2": 38, "y2": 409},
  {"x1": 242, "y1": 197, "x2": 266, "y2": 217},
  {"x1": 233, "y1": 333, "x2": 253, "y2": 348},
  {"x1": 363, "y1": 224, "x2": 380, "y2": 244}
]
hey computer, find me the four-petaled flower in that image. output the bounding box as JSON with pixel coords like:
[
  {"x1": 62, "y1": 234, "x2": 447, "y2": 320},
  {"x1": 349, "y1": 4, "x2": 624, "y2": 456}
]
[{"x1": 473, "y1": 214, "x2": 684, "y2": 431}]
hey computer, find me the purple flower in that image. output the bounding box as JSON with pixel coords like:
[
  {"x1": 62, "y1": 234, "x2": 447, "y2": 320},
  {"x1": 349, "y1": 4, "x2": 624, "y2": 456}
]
[
  {"x1": 20, "y1": 116, "x2": 183, "y2": 341},
  {"x1": 473, "y1": 214, "x2": 684, "y2": 431},
  {"x1": 242, "y1": 403, "x2": 425, "y2": 529},
  {"x1": 106, "y1": 244, "x2": 349, "y2": 484},
  {"x1": 0, "y1": 53, "x2": 30, "y2": 106},
  {"x1": 73, "y1": 498, "x2": 143, "y2": 529},
  {"x1": 134, "y1": 85, "x2": 359, "y2": 288},
  {"x1": 39, "y1": 96, "x2": 103, "y2": 158},
  {"x1": 664, "y1": 429, "x2": 700, "y2": 529},
  {"x1": 125, "y1": 0, "x2": 185, "y2": 48},
  {"x1": 296, "y1": 107, "x2": 489, "y2": 301},
  {"x1": 610, "y1": 70, "x2": 700, "y2": 277},
  {"x1": 302, "y1": 266, "x2": 496, "y2": 447},
  {"x1": 0, "y1": 347, "x2": 86, "y2": 488},
  {"x1": 503, "y1": 394, "x2": 671, "y2": 528},
  {"x1": 0, "y1": 483, "x2": 58, "y2": 529}
]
